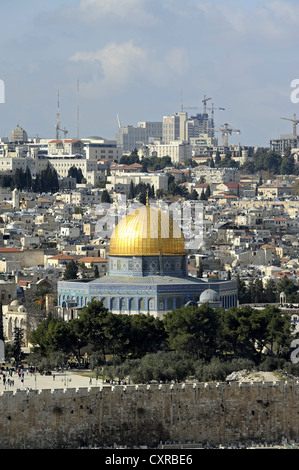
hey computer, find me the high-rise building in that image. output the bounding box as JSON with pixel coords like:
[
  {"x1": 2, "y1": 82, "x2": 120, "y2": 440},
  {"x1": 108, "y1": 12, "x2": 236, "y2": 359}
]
[
  {"x1": 190, "y1": 113, "x2": 214, "y2": 136},
  {"x1": 270, "y1": 134, "x2": 299, "y2": 154},
  {"x1": 116, "y1": 122, "x2": 162, "y2": 153},
  {"x1": 162, "y1": 113, "x2": 187, "y2": 144},
  {"x1": 10, "y1": 125, "x2": 27, "y2": 143},
  {"x1": 162, "y1": 112, "x2": 214, "y2": 143}
]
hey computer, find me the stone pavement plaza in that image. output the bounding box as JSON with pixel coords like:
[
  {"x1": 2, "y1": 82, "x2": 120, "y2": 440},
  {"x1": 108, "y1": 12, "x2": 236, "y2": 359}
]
[{"x1": 0, "y1": 369, "x2": 104, "y2": 392}]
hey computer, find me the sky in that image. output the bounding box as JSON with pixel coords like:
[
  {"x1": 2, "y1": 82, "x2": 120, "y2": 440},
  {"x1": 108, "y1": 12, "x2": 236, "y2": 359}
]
[{"x1": 1, "y1": 0, "x2": 299, "y2": 147}]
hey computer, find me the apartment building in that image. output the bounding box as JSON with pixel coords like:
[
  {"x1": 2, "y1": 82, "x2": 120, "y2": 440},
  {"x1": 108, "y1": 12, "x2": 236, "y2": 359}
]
[
  {"x1": 116, "y1": 122, "x2": 162, "y2": 152},
  {"x1": 48, "y1": 139, "x2": 84, "y2": 156},
  {"x1": 139, "y1": 140, "x2": 192, "y2": 164},
  {"x1": 82, "y1": 138, "x2": 122, "y2": 162},
  {"x1": 106, "y1": 172, "x2": 168, "y2": 193}
]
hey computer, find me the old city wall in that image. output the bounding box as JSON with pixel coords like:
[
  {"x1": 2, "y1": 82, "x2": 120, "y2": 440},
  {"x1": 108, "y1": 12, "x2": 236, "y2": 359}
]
[{"x1": 0, "y1": 381, "x2": 299, "y2": 448}]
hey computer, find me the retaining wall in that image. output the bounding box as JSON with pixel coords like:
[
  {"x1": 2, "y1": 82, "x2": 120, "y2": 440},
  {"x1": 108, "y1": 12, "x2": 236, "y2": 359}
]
[{"x1": 0, "y1": 381, "x2": 298, "y2": 448}]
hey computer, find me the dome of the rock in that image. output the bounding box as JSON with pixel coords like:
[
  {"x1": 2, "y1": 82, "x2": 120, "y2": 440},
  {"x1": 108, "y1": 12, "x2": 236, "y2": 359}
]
[{"x1": 109, "y1": 204, "x2": 186, "y2": 256}]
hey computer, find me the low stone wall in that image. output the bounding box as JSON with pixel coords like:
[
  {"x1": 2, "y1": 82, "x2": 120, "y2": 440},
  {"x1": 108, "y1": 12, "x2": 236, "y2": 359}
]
[{"x1": 0, "y1": 381, "x2": 299, "y2": 449}]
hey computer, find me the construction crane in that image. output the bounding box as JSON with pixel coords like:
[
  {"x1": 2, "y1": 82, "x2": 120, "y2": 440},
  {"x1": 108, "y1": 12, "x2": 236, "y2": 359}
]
[
  {"x1": 206, "y1": 103, "x2": 225, "y2": 135},
  {"x1": 202, "y1": 95, "x2": 212, "y2": 133},
  {"x1": 180, "y1": 105, "x2": 199, "y2": 112},
  {"x1": 207, "y1": 103, "x2": 225, "y2": 121},
  {"x1": 117, "y1": 114, "x2": 122, "y2": 129},
  {"x1": 280, "y1": 113, "x2": 299, "y2": 137},
  {"x1": 213, "y1": 123, "x2": 241, "y2": 147}
]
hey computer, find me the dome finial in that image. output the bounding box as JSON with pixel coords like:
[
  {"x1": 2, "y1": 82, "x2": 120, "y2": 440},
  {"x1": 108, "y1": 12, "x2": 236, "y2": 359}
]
[{"x1": 146, "y1": 188, "x2": 149, "y2": 206}]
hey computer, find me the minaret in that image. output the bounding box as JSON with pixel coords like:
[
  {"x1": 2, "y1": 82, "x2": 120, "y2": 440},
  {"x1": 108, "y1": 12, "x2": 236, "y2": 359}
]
[{"x1": 12, "y1": 188, "x2": 19, "y2": 209}]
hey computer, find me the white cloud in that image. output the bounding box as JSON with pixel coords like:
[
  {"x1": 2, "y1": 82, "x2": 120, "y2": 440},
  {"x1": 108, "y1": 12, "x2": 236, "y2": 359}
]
[
  {"x1": 74, "y1": 0, "x2": 159, "y2": 26},
  {"x1": 70, "y1": 41, "x2": 190, "y2": 95},
  {"x1": 255, "y1": 0, "x2": 299, "y2": 39}
]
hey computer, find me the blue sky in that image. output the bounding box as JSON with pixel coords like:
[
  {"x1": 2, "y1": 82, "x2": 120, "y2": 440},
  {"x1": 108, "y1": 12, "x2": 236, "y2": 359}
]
[{"x1": 1, "y1": 0, "x2": 299, "y2": 147}]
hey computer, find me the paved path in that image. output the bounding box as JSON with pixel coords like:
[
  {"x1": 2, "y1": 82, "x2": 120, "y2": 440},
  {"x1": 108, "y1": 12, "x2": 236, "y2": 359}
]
[{"x1": 0, "y1": 369, "x2": 105, "y2": 392}]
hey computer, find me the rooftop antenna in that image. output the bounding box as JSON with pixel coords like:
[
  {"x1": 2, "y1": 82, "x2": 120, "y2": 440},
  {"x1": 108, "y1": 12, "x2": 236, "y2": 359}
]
[
  {"x1": 55, "y1": 88, "x2": 68, "y2": 140},
  {"x1": 77, "y1": 79, "x2": 80, "y2": 140},
  {"x1": 56, "y1": 89, "x2": 61, "y2": 140}
]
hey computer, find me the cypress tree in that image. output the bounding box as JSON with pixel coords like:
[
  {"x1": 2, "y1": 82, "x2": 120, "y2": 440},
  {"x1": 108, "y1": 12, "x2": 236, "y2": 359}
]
[{"x1": 0, "y1": 302, "x2": 4, "y2": 341}]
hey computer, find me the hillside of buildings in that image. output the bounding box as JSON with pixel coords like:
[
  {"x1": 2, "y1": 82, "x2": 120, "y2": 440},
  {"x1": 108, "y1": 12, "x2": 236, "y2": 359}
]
[{"x1": 1, "y1": 119, "x2": 299, "y2": 380}]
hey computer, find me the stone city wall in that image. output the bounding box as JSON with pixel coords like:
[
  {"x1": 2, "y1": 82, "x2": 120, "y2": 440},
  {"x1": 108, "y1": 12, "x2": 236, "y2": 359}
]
[{"x1": 0, "y1": 381, "x2": 299, "y2": 448}]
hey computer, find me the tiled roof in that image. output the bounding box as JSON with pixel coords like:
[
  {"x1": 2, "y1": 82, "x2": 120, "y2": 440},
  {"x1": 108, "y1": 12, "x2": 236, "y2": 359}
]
[
  {"x1": 78, "y1": 257, "x2": 107, "y2": 263},
  {"x1": 48, "y1": 254, "x2": 76, "y2": 260},
  {"x1": 0, "y1": 247, "x2": 21, "y2": 252}
]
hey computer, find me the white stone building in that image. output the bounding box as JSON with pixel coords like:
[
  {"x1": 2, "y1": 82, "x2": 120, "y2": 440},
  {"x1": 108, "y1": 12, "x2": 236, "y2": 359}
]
[{"x1": 138, "y1": 141, "x2": 192, "y2": 164}]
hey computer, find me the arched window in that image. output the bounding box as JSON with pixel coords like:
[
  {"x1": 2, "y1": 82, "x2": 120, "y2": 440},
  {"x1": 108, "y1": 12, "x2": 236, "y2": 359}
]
[
  {"x1": 139, "y1": 298, "x2": 144, "y2": 311},
  {"x1": 120, "y1": 298, "x2": 126, "y2": 310},
  {"x1": 167, "y1": 298, "x2": 172, "y2": 310},
  {"x1": 101, "y1": 297, "x2": 106, "y2": 307},
  {"x1": 148, "y1": 298, "x2": 154, "y2": 310},
  {"x1": 159, "y1": 298, "x2": 164, "y2": 310},
  {"x1": 111, "y1": 297, "x2": 117, "y2": 309},
  {"x1": 129, "y1": 298, "x2": 135, "y2": 312}
]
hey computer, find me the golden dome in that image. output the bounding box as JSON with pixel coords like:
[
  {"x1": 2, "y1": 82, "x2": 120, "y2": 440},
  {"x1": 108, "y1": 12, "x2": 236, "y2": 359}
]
[{"x1": 109, "y1": 204, "x2": 186, "y2": 256}]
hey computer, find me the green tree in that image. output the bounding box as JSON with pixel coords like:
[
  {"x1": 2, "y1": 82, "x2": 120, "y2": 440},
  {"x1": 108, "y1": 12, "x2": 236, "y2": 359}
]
[
  {"x1": 188, "y1": 188, "x2": 198, "y2": 200},
  {"x1": 25, "y1": 166, "x2": 32, "y2": 189},
  {"x1": 0, "y1": 174, "x2": 13, "y2": 188},
  {"x1": 120, "y1": 149, "x2": 140, "y2": 165},
  {"x1": 276, "y1": 278, "x2": 299, "y2": 303},
  {"x1": 78, "y1": 300, "x2": 139, "y2": 359},
  {"x1": 247, "y1": 278, "x2": 264, "y2": 303},
  {"x1": 234, "y1": 275, "x2": 250, "y2": 304},
  {"x1": 261, "y1": 305, "x2": 294, "y2": 357},
  {"x1": 219, "y1": 306, "x2": 258, "y2": 358},
  {"x1": 128, "y1": 180, "x2": 135, "y2": 199},
  {"x1": 29, "y1": 317, "x2": 81, "y2": 358},
  {"x1": 68, "y1": 166, "x2": 84, "y2": 183},
  {"x1": 77, "y1": 300, "x2": 114, "y2": 357},
  {"x1": 164, "y1": 304, "x2": 221, "y2": 359},
  {"x1": 199, "y1": 189, "x2": 207, "y2": 200},
  {"x1": 280, "y1": 155, "x2": 295, "y2": 175},
  {"x1": 128, "y1": 314, "x2": 166, "y2": 358},
  {"x1": 63, "y1": 260, "x2": 78, "y2": 280},
  {"x1": 0, "y1": 302, "x2": 3, "y2": 341},
  {"x1": 12, "y1": 327, "x2": 25, "y2": 364},
  {"x1": 263, "y1": 278, "x2": 278, "y2": 303},
  {"x1": 101, "y1": 189, "x2": 111, "y2": 203},
  {"x1": 33, "y1": 164, "x2": 59, "y2": 193},
  {"x1": 32, "y1": 285, "x2": 53, "y2": 310},
  {"x1": 13, "y1": 168, "x2": 26, "y2": 190},
  {"x1": 197, "y1": 262, "x2": 204, "y2": 278},
  {"x1": 139, "y1": 188, "x2": 147, "y2": 205}
]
